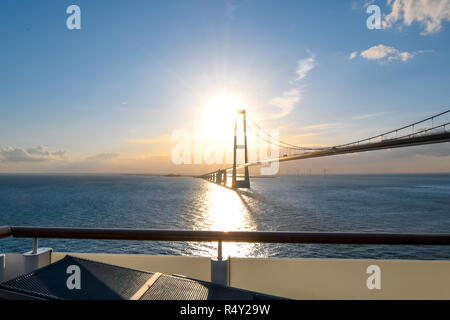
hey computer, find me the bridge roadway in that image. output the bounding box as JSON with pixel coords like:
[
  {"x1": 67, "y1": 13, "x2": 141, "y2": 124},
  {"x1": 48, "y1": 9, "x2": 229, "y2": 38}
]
[
  {"x1": 248, "y1": 130, "x2": 450, "y2": 168},
  {"x1": 201, "y1": 130, "x2": 450, "y2": 182}
]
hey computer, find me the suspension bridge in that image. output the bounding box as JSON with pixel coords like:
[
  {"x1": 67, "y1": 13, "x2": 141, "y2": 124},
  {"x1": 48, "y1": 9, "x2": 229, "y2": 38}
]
[{"x1": 199, "y1": 108, "x2": 450, "y2": 189}]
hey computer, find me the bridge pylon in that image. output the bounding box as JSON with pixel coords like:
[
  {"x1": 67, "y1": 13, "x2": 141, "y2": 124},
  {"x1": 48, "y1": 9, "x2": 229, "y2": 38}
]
[{"x1": 232, "y1": 109, "x2": 250, "y2": 189}]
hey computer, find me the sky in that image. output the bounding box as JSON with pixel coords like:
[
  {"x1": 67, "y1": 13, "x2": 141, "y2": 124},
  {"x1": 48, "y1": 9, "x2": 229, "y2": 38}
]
[{"x1": 0, "y1": 0, "x2": 449, "y2": 174}]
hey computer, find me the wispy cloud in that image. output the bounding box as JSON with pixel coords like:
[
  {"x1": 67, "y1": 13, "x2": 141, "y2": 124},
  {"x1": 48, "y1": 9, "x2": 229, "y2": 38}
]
[
  {"x1": 352, "y1": 0, "x2": 377, "y2": 10},
  {"x1": 268, "y1": 88, "x2": 302, "y2": 119},
  {"x1": 269, "y1": 52, "x2": 317, "y2": 119},
  {"x1": 292, "y1": 132, "x2": 324, "y2": 138},
  {"x1": 85, "y1": 152, "x2": 120, "y2": 161},
  {"x1": 295, "y1": 54, "x2": 317, "y2": 80},
  {"x1": 352, "y1": 112, "x2": 391, "y2": 120},
  {"x1": 226, "y1": 0, "x2": 239, "y2": 19},
  {"x1": 0, "y1": 146, "x2": 67, "y2": 163},
  {"x1": 349, "y1": 51, "x2": 358, "y2": 60},
  {"x1": 299, "y1": 123, "x2": 340, "y2": 131},
  {"x1": 127, "y1": 134, "x2": 171, "y2": 145},
  {"x1": 383, "y1": 0, "x2": 450, "y2": 35}
]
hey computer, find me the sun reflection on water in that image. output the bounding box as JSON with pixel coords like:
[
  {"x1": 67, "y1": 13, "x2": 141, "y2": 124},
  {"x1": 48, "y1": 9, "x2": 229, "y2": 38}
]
[{"x1": 189, "y1": 182, "x2": 266, "y2": 258}]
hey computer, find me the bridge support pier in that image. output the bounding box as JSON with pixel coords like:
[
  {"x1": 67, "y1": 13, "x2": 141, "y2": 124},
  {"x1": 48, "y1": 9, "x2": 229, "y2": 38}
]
[
  {"x1": 232, "y1": 109, "x2": 250, "y2": 189},
  {"x1": 216, "y1": 171, "x2": 222, "y2": 184}
]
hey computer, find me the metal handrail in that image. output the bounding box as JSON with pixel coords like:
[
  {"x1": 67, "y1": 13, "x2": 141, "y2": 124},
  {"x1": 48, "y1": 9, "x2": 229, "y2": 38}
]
[
  {"x1": 0, "y1": 225, "x2": 12, "y2": 239},
  {"x1": 2, "y1": 226, "x2": 450, "y2": 245}
]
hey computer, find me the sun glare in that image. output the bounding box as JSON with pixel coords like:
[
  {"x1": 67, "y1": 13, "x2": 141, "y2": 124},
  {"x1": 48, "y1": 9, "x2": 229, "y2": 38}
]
[
  {"x1": 202, "y1": 93, "x2": 243, "y2": 143},
  {"x1": 205, "y1": 93, "x2": 242, "y2": 115},
  {"x1": 192, "y1": 183, "x2": 262, "y2": 258}
]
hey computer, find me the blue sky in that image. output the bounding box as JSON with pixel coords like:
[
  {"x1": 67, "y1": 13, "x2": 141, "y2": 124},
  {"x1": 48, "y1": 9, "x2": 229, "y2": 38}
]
[{"x1": 0, "y1": 0, "x2": 449, "y2": 173}]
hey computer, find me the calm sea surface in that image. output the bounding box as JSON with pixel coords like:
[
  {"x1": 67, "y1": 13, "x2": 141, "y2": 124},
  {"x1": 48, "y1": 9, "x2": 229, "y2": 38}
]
[{"x1": 1, "y1": 174, "x2": 449, "y2": 260}]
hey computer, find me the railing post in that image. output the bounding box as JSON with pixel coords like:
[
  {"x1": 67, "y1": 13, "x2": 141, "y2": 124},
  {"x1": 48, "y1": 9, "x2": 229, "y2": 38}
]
[
  {"x1": 211, "y1": 240, "x2": 228, "y2": 286},
  {"x1": 0, "y1": 254, "x2": 5, "y2": 283},
  {"x1": 32, "y1": 238, "x2": 38, "y2": 254},
  {"x1": 217, "y1": 240, "x2": 222, "y2": 261},
  {"x1": 21, "y1": 238, "x2": 52, "y2": 278}
]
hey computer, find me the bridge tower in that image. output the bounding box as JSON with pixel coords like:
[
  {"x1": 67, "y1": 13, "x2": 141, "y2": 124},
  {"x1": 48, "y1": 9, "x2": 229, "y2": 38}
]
[{"x1": 232, "y1": 109, "x2": 250, "y2": 189}]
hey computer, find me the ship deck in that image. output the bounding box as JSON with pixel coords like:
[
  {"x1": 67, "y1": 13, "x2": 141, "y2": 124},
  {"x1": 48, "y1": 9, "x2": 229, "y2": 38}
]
[{"x1": 1, "y1": 226, "x2": 450, "y2": 299}]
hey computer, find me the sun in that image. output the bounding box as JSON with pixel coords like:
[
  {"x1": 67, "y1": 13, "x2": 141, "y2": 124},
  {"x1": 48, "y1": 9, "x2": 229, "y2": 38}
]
[
  {"x1": 202, "y1": 93, "x2": 243, "y2": 142},
  {"x1": 204, "y1": 93, "x2": 242, "y2": 122}
]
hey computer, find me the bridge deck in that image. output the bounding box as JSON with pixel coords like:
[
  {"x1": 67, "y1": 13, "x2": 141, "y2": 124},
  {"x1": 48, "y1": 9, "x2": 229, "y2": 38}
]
[
  {"x1": 265, "y1": 130, "x2": 450, "y2": 165},
  {"x1": 204, "y1": 130, "x2": 450, "y2": 176},
  {"x1": 200, "y1": 108, "x2": 450, "y2": 187}
]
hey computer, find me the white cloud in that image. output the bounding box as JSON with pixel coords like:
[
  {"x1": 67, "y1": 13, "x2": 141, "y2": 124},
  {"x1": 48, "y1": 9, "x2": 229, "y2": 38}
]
[
  {"x1": 295, "y1": 54, "x2": 317, "y2": 80},
  {"x1": 0, "y1": 146, "x2": 67, "y2": 163},
  {"x1": 269, "y1": 53, "x2": 317, "y2": 118},
  {"x1": 349, "y1": 51, "x2": 359, "y2": 59},
  {"x1": 269, "y1": 88, "x2": 302, "y2": 119},
  {"x1": 383, "y1": 0, "x2": 450, "y2": 35},
  {"x1": 360, "y1": 44, "x2": 422, "y2": 63}
]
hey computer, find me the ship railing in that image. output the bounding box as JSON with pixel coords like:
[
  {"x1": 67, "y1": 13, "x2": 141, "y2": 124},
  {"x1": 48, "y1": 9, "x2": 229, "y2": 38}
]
[
  {"x1": 1, "y1": 226, "x2": 450, "y2": 285},
  {"x1": 1, "y1": 225, "x2": 450, "y2": 259}
]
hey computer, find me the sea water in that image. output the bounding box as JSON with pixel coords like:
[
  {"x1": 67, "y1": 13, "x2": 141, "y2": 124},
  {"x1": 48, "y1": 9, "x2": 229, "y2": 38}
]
[{"x1": 0, "y1": 174, "x2": 449, "y2": 260}]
